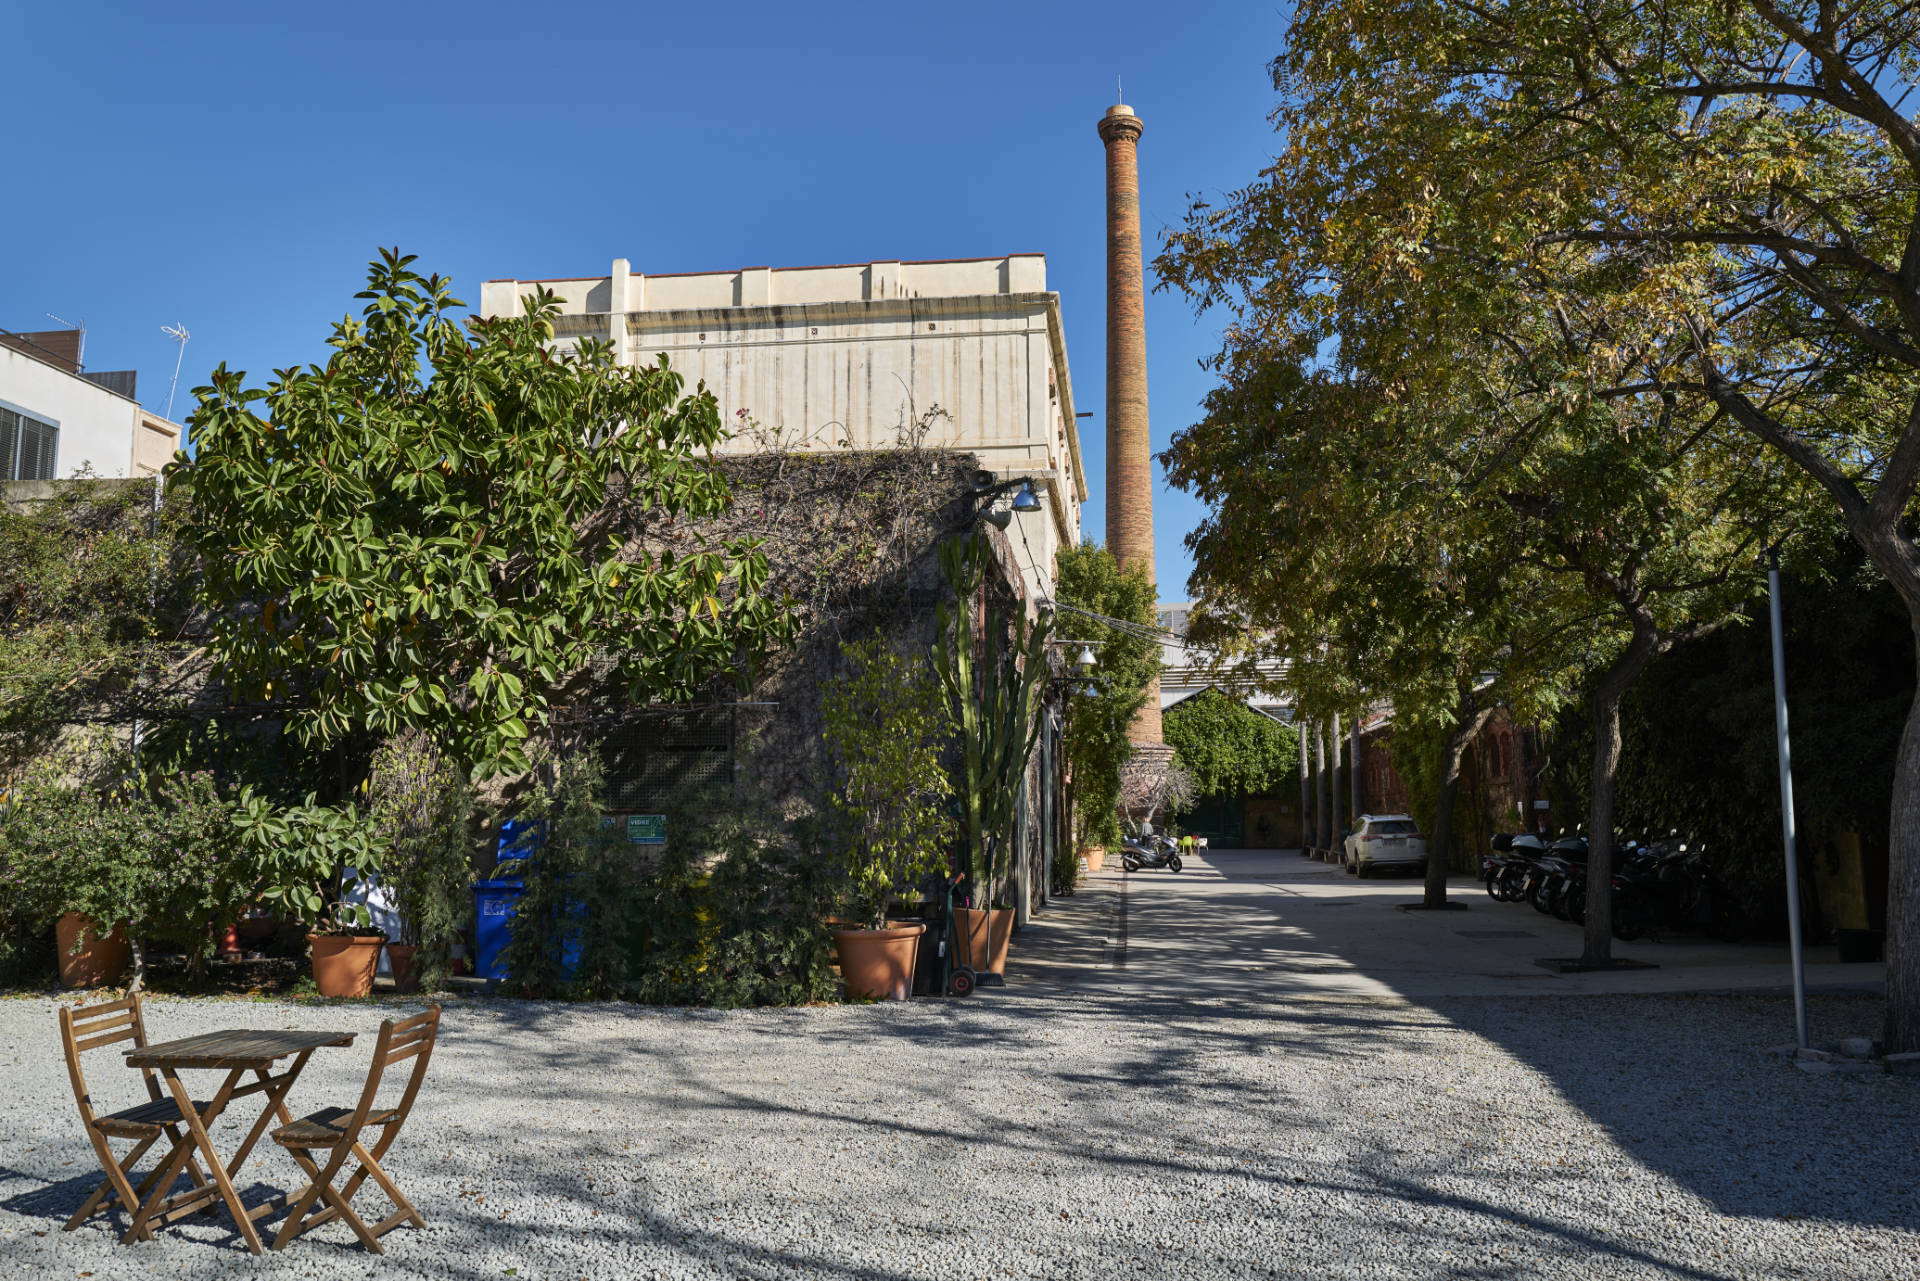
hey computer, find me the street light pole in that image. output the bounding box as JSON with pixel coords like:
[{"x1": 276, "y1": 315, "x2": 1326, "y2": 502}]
[{"x1": 1766, "y1": 546, "x2": 1810, "y2": 1051}]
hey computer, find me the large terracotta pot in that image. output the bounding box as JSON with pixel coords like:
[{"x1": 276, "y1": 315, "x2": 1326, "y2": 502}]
[
  {"x1": 1083, "y1": 846, "x2": 1106, "y2": 873},
  {"x1": 309, "y1": 934, "x2": 384, "y2": 998},
  {"x1": 953, "y1": 907, "x2": 1013, "y2": 975},
  {"x1": 55, "y1": 914, "x2": 129, "y2": 989},
  {"x1": 832, "y1": 923, "x2": 925, "y2": 1001},
  {"x1": 385, "y1": 943, "x2": 421, "y2": 994}
]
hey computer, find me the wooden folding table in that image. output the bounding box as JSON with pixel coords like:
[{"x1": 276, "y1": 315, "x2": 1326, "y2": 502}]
[{"x1": 121, "y1": 1028, "x2": 355, "y2": 1254}]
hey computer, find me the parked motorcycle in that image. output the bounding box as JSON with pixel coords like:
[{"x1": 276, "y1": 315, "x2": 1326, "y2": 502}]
[
  {"x1": 1120, "y1": 832, "x2": 1183, "y2": 873},
  {"x1": 1610, "y1": 840, "x2": 1745, "y2": 942}
]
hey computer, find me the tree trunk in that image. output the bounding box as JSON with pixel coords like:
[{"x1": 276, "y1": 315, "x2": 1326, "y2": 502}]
[
  {"x1": 1350, "y1": 717, "x2": 1364, "y2": 822},
  {"x1": 1331, "y1": 711, "x2": 1345, "y2": 847},
  {"x1": 1423, "y1": 709, "x2": 1488, "y2": 907},
  {"x1": 1581, "y1": 684, "x2": 1627, "y2": 967},
  {"x1": 1885, "y1": 615, "x2": 1920, "y2": 1052},
  {"x1": 1316, "y1": 722, "x2": 1331, "y2": 854},
  {"x1": 128, "y1": 937, "x2": 146, "y2": 994},
  {"x1": 1580, "y1": 632, "x2": 1662, "y2": 966},
  {"x1": 1298, "y1": 722, "x2": 1311, "y2": 853},
  {"x1": 1425, "y1": 737, "x2": 1462, "y2": 907}
]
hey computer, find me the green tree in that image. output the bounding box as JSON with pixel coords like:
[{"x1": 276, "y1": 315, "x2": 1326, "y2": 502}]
[
  {"x1": 1163, "y1": 688, "x2": 1299, "y2": 801},
  {"x1": 1159, "y1": 0, "x2": 1920, "y2": 1042},
  {"x1": 1162, "y1": 366, "x2": 1587, "y2": 908},
  {"x1": 175, "y1": 249, "x2": 793, "y2": 784},
  {"x1": 369, "y1": 730, "x2": 473, "y2": 990},
  {"x1": 1055, "y1": 543, "x2": 1158, "y2": 850},
  {"x1": 822, "y1": 636, "x2": 953, "y2": 928}
]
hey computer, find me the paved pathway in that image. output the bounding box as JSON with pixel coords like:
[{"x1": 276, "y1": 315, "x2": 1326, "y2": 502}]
[
  {"x1": 1, "y1": 852, "x2": 1911, "y2": 1280},
  {"x1": 1016, "y1": 850, "x2": 1886, "y2": 1000}
]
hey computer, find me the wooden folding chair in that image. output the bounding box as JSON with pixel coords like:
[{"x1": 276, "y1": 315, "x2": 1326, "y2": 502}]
[
  {"x1": 269, "y1": 1005, "x2": 440, "y2": 1253},
  {"x1": 57, "y1": 995, "x2": 211, "y2": 1236}
]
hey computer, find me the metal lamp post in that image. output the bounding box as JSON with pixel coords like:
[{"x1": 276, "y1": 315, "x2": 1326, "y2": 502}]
[{"x1": 1766, "y1": 545, "x2": 1810, "y2": 1051}]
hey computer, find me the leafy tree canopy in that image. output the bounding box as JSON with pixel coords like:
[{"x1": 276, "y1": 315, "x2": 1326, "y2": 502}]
[
  {"x1": 175, "y1": 250, "x2": 793, "y2": 779},
  {"x1": 1163, "y1": 688, "x2": 1299, "y2": 800},
  {"x1": 1155, "y1": 0, "x2": 1920, "y2": 1039}
]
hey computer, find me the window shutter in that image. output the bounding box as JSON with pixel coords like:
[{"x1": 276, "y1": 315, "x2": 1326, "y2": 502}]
[{"x1": 0, "y1": 407, "x2": 17, "y2": 480}]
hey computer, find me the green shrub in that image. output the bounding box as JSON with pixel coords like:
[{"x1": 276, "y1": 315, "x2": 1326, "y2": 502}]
[
  {"x1": 822, "y1": 635, "x2": 952, "y2": 928},
  {"x1": 232, "y1": 788, "x2": 389, "y2": 936},
  {"x1": 369, "y1": 731, "x2": 473, "y2": 990},
  {"x1": 0, "y1": 761, "x2": 252, "y2": 976},
  {"x1": 494, "y1": 745, "x2": 838, "y2": 1006}
]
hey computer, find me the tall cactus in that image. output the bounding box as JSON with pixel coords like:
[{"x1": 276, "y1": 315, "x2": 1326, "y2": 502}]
[{"x1": 932, "y1": 531, "x2": 1053, "y2": 898}]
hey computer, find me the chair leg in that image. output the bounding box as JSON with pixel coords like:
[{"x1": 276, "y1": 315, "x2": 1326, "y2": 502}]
[
  {"x1": 270, "y1": 1150, "x2": 329, "y2": 1251},
  {"x1": 64, "y1": 1132, "x2": 157, "y2": 1230},
  {"x1": 349, "y1": 1140, "x2": 425, "y2": 1231},
  {"x1": 314, "y1": 1174, "x2": 383, "y2": 1254}
]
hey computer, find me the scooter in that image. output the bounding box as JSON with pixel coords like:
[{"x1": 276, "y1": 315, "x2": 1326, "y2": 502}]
[{"x1": 1121, "y1": 837, "x2": 1184, "y2": 873}]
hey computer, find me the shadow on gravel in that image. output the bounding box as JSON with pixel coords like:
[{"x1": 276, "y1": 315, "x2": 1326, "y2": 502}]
[
  {"x1": 1, "y1": 1166, "x2": 288, "y2": 1252},
  {"x1": 1147, "y1": 851, "x2": 1918, "y2": 1233},
  {"x1": 1423, "y1": 991, "x2": 1919, "y2": 1230}
]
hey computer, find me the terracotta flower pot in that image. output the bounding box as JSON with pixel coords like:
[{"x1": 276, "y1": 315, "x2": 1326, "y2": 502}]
[
  {"x1": 832, "y1": 923, "x2": 925, "y2": 1001},
  {"x1": 953, "y1": 907, "x2": 1013, "y2": 975},
  {"x1": 215, "y1": 923, "x2": 243, "y2": 958},
  {"x1": 385, "y1": 943, "x2": 421, "y2": 994},
  {"x1": 1083, "y1": 846, "x2": 1106, "y2": 873},
  {"x1": 55, "y1": 914, "x2": 129, "y2": 989},
  {"x1": 308, "y1": 934, "x2": 384, "y2": 998}
]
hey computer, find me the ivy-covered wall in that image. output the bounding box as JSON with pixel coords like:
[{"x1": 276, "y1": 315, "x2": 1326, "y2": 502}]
[{"x1": 1163, "y1": 689, "x2": 1301, "y2": 848}]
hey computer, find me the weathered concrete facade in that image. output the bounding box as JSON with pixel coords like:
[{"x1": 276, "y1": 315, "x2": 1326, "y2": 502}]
[
  {"x1": 1098, "y1": 103, "x2": 1161, "y2": 743},
  {"x1": 479, "y1": 254, "x2": 1085, "y2": 608}
]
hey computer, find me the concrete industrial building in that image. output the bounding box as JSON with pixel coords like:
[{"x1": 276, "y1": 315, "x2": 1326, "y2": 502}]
[
  {"x1": 478, "y1": 254, "x2": 1087, "y2": 605},
  {"x1": 0, "y1": 328, "x2": 180, "y2": 480}
]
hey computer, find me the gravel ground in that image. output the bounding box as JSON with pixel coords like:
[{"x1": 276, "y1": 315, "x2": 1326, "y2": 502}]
[{"x1": 1, "y1": 988, "x2": 1914, "y2": 1280}]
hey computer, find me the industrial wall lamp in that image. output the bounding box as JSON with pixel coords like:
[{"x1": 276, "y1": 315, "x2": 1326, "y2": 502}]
[{"x1": 970, "y1": 473, "x2": 1045, "y2": 528}]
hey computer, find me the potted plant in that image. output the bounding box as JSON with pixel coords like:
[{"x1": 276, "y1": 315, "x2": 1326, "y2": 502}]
[
  {"x1": 236, "y1": 788, "x2": 390, "y2": 997},
  {"x1": 369, "y1": 731, "x2": 474, "y2": 993},
  {"x1": 0, "y1": 776, "x2": 140, "y2": 988},
  {"x1": 932, "y1": 532, "x2": 1052, "y2": 976},
  {"x1": 823, "y1": 636, "x2": 953, "y2": 1001}
]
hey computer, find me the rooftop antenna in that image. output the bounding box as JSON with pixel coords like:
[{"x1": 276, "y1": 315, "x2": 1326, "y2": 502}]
[
  {"x1": 45, "y1": 312, "x2": 84, "y2": 366},
  {"x1": 162, "y1": 324, "x2": 191, "y2": 421},
  {"x1": 1117, "y1": 75, "x2": 1123, "y2": 101}
]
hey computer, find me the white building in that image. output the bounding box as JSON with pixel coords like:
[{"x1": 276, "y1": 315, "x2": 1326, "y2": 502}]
[
  {"x1": 0, "y1": 329, "x2": 180, "y2": 480},
  {"x1": 478, "y1": 255, "x2": 1087, "y2": 601}
]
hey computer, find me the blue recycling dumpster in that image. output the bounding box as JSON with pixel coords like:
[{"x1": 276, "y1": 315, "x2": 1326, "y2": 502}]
[
  {"x1": 473, "y1": 814, "x2": 584, "y2": 982},
  {"x1": 472, "y1": 879, "x2": 525, "y2": 981}
]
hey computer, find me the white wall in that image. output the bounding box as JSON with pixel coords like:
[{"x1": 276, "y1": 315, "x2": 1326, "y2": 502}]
[{"x1": 0, "y1": 344, "x2": 143, "y2": 478}]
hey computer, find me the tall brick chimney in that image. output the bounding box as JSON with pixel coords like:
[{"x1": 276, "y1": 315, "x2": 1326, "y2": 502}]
[{"x1": 1099, "y1": 102, "x2": 1162, "y2": 744}]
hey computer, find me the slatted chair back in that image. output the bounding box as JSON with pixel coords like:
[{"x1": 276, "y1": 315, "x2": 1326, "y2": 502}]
[
  {"x1": 58, "y1": 996, "x2": 163, "y2": 1126},
  {"x1": 347, "y1": 1006, "x2": 440, "y2": 1149}
]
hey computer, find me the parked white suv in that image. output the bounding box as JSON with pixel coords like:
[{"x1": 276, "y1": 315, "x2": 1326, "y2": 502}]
[{"x1": 1343, "y1": 814, "x2": 1428, "y2": 878}]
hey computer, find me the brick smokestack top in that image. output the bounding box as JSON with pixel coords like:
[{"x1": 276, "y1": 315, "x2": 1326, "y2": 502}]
[{"x1": 1099, "y1": 102, "x2": 1162, "y2": 744}]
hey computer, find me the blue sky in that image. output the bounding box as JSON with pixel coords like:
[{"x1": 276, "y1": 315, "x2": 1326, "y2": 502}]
[{"x1": 0, "y1": 1, "x2": 1285, "y2": 600}]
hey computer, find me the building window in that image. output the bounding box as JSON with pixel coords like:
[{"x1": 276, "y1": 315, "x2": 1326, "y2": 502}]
[{"x1": 0, "y1": 405, "x2": 58, "y2": 480}]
